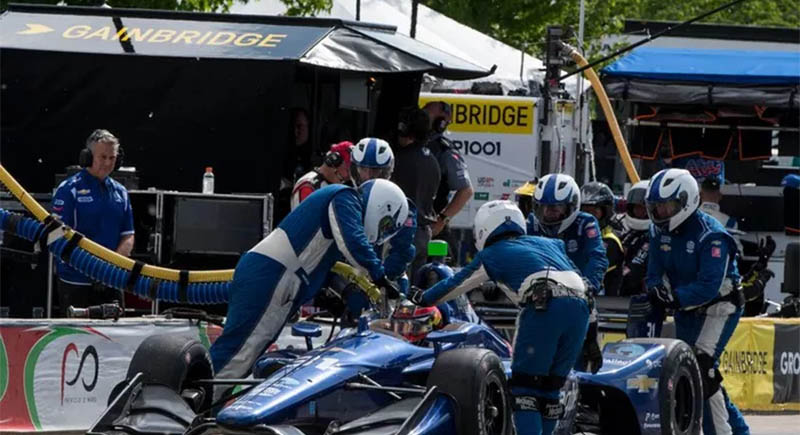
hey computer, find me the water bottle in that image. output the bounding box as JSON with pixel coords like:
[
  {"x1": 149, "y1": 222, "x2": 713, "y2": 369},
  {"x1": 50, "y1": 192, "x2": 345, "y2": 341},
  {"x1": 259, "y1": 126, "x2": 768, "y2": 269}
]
[{"x1": 202, "y1": 166, "x2": 215, "y2": 194}]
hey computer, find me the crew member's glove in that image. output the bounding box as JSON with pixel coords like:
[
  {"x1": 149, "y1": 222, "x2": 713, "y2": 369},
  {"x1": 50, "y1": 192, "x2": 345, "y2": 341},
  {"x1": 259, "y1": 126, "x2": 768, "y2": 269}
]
[
  {"x1": 582, "y1": 321, "x2": 603, "y2": 374},
  {"x1": 408, "y1": 286, "x2": 427, "y2": 306},
  {"x1": 648, "y1": 284, "x2": 680, "y2": 309},
  {"x1": 742, "y1": 268, "x2": 775, "y2": 302},
  {"x1": 375, "y1": 275, "x2": 400, "y2": 300}
]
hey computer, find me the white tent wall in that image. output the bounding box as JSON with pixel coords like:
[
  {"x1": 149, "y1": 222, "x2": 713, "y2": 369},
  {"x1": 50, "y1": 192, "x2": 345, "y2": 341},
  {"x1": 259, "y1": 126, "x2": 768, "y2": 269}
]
[{"x1": 231, "y1": 0, "x2": 581, "y2": 96}]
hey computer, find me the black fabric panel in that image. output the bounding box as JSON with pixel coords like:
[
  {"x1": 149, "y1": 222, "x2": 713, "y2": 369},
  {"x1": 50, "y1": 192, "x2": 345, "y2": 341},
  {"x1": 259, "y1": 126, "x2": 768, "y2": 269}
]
[
  {"x1": 701, "y1": 128, "x2": 735, "y2": 160},
  {"x1": 738, "y1": 129, "x2": 773, "y2": 160},
  {"x1": 630, "y1": 125, "x2": 665, "y2": 160},
  {"x1": 668, "y1": 127, "x2": 703, "y2": 159}
]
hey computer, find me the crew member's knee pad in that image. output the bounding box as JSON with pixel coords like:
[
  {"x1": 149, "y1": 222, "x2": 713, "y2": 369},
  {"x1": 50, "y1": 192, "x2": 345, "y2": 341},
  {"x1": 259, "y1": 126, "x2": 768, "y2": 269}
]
[
  {"x1": 511, "y1": 394, "x2": 564, "y2": 420},
  {"x1": 696, "y1": 351, "x2": 723, "y2": 399}
]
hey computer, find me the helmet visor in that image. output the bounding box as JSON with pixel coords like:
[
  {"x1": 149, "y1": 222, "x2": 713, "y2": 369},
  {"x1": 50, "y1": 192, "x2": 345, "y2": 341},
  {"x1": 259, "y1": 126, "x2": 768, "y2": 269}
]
[
  {"x1": 375, "y1": 215, "x2": 398, "y2": 245},
  {"x1": 533, "y1": 203, "x2": 569, "y2": 225},
  {"x1": 646, "y1": 199, "x2": 682, "y2": 224},
  {"x1": 627, "y1": 203, "x2": 649, "y2": 220}
]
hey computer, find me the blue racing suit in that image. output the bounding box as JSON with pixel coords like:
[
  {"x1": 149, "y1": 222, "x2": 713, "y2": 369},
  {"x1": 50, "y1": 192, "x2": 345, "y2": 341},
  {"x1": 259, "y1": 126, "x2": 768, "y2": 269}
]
[
  {"x1": 527, "y1": 211, "x2": 607, "y2": 293},
  {"x1": 209, "y1": 185, "x2": 386, "y2": 387},
  {"x1": 647, "y1": 210, "x2": 749, "y2": 435},
  {"x1": 420, "y1": 236, "x2": 590, "y2": 435},
  {"x1": 382, "y1": 200, "x2": 417, "y2": 290}
]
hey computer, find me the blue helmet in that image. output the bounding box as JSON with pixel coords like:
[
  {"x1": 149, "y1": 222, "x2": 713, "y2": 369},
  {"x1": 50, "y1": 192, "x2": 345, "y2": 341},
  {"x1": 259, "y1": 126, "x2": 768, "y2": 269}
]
[
  {"x1": 359, "y1": 179, "x2": 409, "y2": 245},
  {"x1": 533, "y1": 174, "x2": 581, "y2": 236},
  {"x1": 645, "y1": 168, "x2": 699, "y2": 232},
  {"x1": 351, "y1": 137, "x2": 395, "y2": 185}
]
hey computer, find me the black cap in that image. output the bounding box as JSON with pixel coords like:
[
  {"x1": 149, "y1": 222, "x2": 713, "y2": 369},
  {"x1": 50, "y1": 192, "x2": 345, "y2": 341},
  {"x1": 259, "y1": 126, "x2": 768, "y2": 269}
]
[{"x1": 701, "y1": 176, "x2": 721, "y2": 191}]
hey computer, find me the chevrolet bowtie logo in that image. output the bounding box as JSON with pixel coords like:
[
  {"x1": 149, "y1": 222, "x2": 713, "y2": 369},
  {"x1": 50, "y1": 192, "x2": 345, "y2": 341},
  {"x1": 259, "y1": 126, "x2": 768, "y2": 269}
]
[
  {"x1": 627, "y1": 375, "x2": 657, "y2": 393},
  {"x1": 18, "y1": 24, "x2": 54, "y2": 35}
]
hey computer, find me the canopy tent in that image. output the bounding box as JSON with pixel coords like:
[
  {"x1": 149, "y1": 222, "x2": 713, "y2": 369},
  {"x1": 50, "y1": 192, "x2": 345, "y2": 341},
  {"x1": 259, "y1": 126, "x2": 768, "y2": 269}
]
[
  {"x1": 0, "y1": 4, "x2": 490, "y2": 195},
  {"x1": 0, "y1": 4, "x2": 490, "y2": 80},
  {"x1": 233, "y1": 0, "x2": 579, "y2": 96},
  {"x1": 601, "y1": 47, "x2": 800, "y2": 107}
]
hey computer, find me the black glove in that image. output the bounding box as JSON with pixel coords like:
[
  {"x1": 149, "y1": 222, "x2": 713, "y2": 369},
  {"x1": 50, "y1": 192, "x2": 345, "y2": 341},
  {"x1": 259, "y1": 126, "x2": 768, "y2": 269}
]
[
  {"x1": 648, "y1": 284, "x2": 680, "y2": 309},
  {"x1": 408, "y1": 286, "x2": 427, "y2": 306},
  {"x1": 583, "y1": 322, "x2": 603, "y2": 374},
  {"x1": 375, "y1": 275, "x2": 400, "y2": 300}
]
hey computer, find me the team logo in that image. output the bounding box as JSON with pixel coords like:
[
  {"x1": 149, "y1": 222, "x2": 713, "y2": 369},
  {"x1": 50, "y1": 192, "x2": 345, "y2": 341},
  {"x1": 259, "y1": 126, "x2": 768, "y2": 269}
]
[
  {"x1": 76, "y1": 189, "x2": 91, "y2": 195},
  {"x1": 660, "y1": 244, "x2": 671, "y2": 252},
  {"x1": 626, "y1": 375, "x2": 657, "y2": 393},
  {"x1": 567, "y1": 239, "x2": 578, "y2": 253},
  {"x1": 61, "y1": 344, "x2": 99, "y2": 405},
  {"x1": 660, "y1": 235, "x2": 671, "y2": 243},
  {"x1": 711, "y1": 247, "x2": 722, "y2": 258},
  {"x1": 686, "y1": 241, "x2": 695, "y2": 254}
]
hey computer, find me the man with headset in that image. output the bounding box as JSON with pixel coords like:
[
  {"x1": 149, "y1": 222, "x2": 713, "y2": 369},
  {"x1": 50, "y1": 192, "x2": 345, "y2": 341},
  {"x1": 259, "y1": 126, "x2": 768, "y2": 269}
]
[
  {"x1": 391, "y1": 107, "x2": 441, "y2": 276},
  {"x1": 422, "y1": 101, "x2": 473, "y2": 238},
  {"x1": 51, "y1": 129, "x2": 134, "y2": 316},
  {"x1": 290, "y1": 141, "x2": 353, "y2": 210}
]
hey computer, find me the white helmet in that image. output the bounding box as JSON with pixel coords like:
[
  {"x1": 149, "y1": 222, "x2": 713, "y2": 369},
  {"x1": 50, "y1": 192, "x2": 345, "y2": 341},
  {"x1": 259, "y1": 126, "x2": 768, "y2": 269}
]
[
  {"x1": 473, "y1": 200, "x2": 526, "y2": 251},
  {"x1": 351, "y1": 138, "x2": 395, "y2": 185},
  {"x1": 532, "y1": 174, "x2": 581, "y2": 236},
  {"x1": 645, "y1": 169, "x2": 699, "y2": 232},
  {"x1": 360, "y1": 179, "x2": 409, "y2": 245},
  {"x1": 624, "y1": 180, "x2": 651, "y2": 231}
]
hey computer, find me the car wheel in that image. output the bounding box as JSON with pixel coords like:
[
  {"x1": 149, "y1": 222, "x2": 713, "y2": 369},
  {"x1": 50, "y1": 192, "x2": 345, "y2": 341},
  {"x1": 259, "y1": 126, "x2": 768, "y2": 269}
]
[
  {"x1": 125, "y1": 334, "x2": 214, "y2": 412},
  {"x1": 428, "y1": 348, "x2": 511, "y2": 435},
  {"x1": 629, "y1": 338, "x2": 702, "y2": 435}
]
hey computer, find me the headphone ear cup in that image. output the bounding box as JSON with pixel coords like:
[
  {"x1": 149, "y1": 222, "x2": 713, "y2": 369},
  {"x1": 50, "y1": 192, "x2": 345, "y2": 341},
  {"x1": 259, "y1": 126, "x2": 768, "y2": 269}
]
[
  {"x1": 114, "y1": 146, "x2": 124, "y2": 171},
  {"x1": 434, "y1": 117, "x2": 447, "y2": 133},
  {"x1": 79, "y1": 148, "x2": 93, "y2": 168},
  {"x1": 324, "y1": 151, "x2": 342, "y2": 168}
]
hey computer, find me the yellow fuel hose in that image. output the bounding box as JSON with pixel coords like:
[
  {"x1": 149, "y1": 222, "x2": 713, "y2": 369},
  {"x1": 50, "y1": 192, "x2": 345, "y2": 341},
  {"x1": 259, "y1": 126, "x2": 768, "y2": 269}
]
[
  {"x1": 331, "y1": 261, "x2": 382, "y2": 304},
  {"x1": 0, "y1": 164, "x2": 233, "y2": 282},
  {"x1": 562, "y1": 44, "x2": 640, "y2": 184}
]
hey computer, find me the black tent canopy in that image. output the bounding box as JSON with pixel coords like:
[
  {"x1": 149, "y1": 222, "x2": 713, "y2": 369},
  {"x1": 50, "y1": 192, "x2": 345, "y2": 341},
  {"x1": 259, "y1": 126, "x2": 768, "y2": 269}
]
[{"x1": 0, "y1": 4, "x2": 491, "y2": 194}]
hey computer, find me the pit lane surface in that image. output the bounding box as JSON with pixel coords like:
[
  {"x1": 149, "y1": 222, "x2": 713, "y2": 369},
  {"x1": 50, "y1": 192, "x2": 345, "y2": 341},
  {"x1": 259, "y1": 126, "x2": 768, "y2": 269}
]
[{"x1": 745, "y1": 413, "x2": 800, "y2": 434}]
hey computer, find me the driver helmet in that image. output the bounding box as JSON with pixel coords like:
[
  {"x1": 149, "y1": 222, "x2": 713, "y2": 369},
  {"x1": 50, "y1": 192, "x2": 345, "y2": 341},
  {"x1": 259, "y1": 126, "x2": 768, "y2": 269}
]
[
  {"x1": 624, "y1": 179, "x2": 651, "y2": 231},
  {"x1": 532, "y1": 174, "x2": 581, "y2": 237},
  {"x1": 359, "y1": 179, "x2": 409, "y2": 245},
  {"x1": 645, "y1": 169, "x2": 699, "y2": 232},
  {"x1": 351, "y1": 137, "x2": 395, "y2": 185},
  {"x1": 473, "y1": 200, "x2": 526, "y2": 251},
  {"x1": 580, "y1": 181, "x2": 616, "y2": 229},
  {"x1": 390, "y1": 300, "x2": 442, "y2": 342}
]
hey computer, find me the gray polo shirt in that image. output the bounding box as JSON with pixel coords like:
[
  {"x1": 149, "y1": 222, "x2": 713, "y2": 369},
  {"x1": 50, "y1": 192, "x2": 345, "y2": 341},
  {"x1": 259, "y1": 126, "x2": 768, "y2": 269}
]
[
  {"x1": 428, "y1": 134, "x2": 472, "y2": 213},
  {"x1": 392, "y1": 140, "x2": 441, "y2": 226}
]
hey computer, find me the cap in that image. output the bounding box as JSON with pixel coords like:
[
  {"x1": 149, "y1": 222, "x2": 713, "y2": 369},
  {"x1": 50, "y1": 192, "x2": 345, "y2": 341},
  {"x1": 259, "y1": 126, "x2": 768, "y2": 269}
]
[{"x1": 701, "y1": 176, "x2": 721, "y2": 191}]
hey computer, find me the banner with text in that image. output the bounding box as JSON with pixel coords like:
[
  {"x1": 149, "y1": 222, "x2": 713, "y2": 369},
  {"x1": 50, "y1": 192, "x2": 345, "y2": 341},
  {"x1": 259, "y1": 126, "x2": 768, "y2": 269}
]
[{"x1": 419, "y1": 93, "x2": 540, "y2": 228}]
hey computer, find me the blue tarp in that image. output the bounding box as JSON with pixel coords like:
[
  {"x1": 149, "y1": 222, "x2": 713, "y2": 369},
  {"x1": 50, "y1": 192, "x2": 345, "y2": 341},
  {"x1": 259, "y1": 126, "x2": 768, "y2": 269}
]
[{"x1": 602, "y1": 47, "x2": 800, "y2": 85}]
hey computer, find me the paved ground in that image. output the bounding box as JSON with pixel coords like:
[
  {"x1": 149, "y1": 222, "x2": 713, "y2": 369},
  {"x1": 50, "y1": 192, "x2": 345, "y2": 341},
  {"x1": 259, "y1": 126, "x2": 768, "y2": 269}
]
[{"x1": 746, "y1": 413, "x2": 800, "y2": 435}]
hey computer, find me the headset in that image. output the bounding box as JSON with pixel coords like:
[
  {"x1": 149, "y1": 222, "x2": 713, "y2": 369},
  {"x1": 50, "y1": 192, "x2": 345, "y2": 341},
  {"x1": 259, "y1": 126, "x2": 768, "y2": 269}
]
[
  {"x1": 323, "y1": 149, "x2": 344, "y2": 168},
  {"x1": 79, "y1": 145, "x2": 125, "y2": 171},
  {"x1": 432, "y1": 101, "x2": 452, "y2": 134}
]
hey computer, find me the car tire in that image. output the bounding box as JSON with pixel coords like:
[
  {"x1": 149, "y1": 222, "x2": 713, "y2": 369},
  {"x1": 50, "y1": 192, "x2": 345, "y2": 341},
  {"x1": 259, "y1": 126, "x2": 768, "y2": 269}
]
[
  {"x1": 125, "y1": 334, "x2": 214, "y2": 411},
  {"x1": 427, "y1": 348, "x2": 512, "y2": 435},
  {"x1": 628, "y1": 338, "x2": 702, "y2": 435}
]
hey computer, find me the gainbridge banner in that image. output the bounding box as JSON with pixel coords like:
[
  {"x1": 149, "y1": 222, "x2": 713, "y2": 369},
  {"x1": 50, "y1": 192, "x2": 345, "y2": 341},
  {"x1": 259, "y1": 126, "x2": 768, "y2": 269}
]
[
  {"x1": 419, "y1": 93, "x2": 540, "y2": 228},
  {"x1": 0, "y1": 319, "x2": 222, "y2": 432},
  {"x1": 720, "y1": 317, "x2": 800, "y2": 411}
]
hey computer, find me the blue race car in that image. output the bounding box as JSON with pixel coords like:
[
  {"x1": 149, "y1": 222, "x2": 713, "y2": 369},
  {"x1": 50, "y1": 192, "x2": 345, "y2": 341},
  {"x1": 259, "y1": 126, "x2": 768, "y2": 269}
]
[{"x1": 90, "y1": 267, "x2": 703, "y2": 435}]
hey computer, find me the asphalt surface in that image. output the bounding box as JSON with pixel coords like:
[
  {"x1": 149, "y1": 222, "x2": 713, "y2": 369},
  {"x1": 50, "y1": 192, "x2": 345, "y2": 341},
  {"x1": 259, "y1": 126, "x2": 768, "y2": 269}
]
[{"x1": 746, "y1": 413, "x2": 800, "y2": 435}]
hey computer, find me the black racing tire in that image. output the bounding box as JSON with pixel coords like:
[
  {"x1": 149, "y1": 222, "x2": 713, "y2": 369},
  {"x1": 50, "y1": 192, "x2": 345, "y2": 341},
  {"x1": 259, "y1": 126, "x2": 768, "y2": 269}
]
[
  {"x1": 126, "y1": 334, "x2": 214, "y2": 411},
  {"x1": 627, "y1": 338, "x2": 702, "y2": 435},
  {"x1": 427, "y1": 348, "x2": 512, "y2": 435}
]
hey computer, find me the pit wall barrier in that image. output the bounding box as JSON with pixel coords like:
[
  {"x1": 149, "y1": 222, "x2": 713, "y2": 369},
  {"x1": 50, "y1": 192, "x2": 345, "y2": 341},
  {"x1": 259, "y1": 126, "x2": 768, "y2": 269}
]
[
  {"x1": 0, "y1": 318, "x2": 222, "y2": 432},
  {"x1": 601, "y1": 317, "x2": 800, "y2": 412}
]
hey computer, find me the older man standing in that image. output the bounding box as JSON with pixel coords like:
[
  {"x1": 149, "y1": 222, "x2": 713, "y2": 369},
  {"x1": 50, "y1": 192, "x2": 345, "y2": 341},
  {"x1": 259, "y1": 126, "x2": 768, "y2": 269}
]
[{"x1": 52, "y1": 129, "x2": 134, "y2": 315}]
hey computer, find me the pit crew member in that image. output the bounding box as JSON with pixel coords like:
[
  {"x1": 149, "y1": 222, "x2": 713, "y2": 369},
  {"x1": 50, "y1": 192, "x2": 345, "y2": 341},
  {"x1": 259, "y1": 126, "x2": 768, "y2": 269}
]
[
  {"x1": 410, "y1": 200, "x2": 590, "y2": 435},
  {"x1": 645, "y1": 168, "x2": 749, "y2": 435},
  {"x1": 290, "y1": 141, "x2": 353, "y2": 210},
  {"x1": 620, "y1": 180, "x2": 651, "y2": 296},
  {"x1": 580, "y1": 181, "x2": 624, "y2": 296},
  {"x1": 209, "y1": 180, "x2": 408, "y2": 397}
]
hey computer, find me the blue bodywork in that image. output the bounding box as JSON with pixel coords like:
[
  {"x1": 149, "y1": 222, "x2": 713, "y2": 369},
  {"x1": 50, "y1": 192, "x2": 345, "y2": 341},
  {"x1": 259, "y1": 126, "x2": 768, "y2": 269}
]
[{"x1": 216, "y1": 320, "x2": 511, "y2": 432}]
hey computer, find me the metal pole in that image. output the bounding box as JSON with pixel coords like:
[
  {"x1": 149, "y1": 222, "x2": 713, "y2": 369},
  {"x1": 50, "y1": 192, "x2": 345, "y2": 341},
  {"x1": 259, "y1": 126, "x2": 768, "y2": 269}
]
[
  {"x1": 410, "y1": 0, "x2": 419, "y2": 39},
  {"x1": 46, "y1": 253, "x2": 54, "y2": 318},
  {"x1": 356, "y1": 0, "x2": 361, "y2": 21}
]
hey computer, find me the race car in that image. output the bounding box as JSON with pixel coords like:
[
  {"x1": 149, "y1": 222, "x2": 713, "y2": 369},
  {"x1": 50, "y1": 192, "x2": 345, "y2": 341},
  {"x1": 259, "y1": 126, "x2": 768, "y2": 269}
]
[{"x1": 89, "y1": 266, "x2": 703, "y2": 435}]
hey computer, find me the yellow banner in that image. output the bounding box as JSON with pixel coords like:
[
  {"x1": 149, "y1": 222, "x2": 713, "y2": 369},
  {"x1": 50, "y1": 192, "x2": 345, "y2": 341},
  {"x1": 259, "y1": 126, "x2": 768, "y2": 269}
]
[{"x1": 418, "y1": 95, "x2": 535, "y2": 135}]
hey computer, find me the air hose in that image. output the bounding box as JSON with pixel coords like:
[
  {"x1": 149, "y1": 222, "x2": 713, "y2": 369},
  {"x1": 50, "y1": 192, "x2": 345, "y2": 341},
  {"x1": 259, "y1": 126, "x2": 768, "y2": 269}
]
[
  {"x1": 561, "y1": 44, "x2": 641, "y2": 184},
  {"x1": 0, "y1": 164, "x2": 234, "y2": 282},
  {"x1": 0, "y1": 208, "x2": 230, "y2": 304}
]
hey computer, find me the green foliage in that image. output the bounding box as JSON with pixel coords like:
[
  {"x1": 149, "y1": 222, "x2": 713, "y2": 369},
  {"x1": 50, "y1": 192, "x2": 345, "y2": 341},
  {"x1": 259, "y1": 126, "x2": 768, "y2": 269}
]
[
  {"x1": 279, "y1": 0, "x2": 331, "y2": 16},
  {"x1": 422, "y1": 0, "x2": 800, "y2": 58}
]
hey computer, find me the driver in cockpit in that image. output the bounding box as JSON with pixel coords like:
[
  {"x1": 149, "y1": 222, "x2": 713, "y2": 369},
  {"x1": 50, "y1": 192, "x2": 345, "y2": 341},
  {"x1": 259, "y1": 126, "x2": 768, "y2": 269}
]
[{"x1": 390, "y1": 300, "x2": 443, "y2": 343}]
